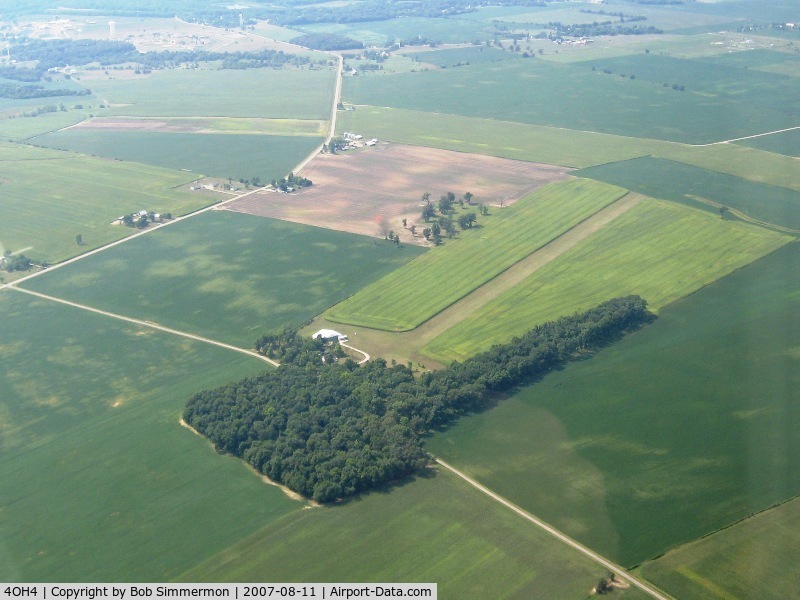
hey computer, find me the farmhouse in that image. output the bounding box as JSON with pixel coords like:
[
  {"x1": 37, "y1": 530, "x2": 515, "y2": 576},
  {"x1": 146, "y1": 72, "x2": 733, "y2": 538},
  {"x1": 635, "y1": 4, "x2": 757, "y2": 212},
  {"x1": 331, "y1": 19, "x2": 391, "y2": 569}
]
[{"x1": 312, "y1": 329, "x2": 348, "y2": 343}]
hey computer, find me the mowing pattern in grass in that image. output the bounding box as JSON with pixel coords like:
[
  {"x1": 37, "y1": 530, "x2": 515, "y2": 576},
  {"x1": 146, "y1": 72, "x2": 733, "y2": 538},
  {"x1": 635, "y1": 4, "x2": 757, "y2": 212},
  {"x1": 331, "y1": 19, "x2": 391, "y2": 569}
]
[
  {"x1": 578, "y1": 156, "x2": 800, "y2": 230},
  {"x1": 640, "y1": 496, "x2": 800, "y2": 600},
  {"x1": 426, "y1": 242, "x2": 800, "y2": 567},
  {"x1": 0, "y1": 291, "x2": 298, "y2": 582},
  {"x1": 325, "y1": 179, "x2": 627, "y2": 332},
  {"x1": 176, "y1": 467, "x2": 649, "y2": 599},
  {"x1": 344, "y1": 56, "x2": 798, "y2": 143},
  {"x1": 22, "y1": 211, "x2": 425, "y2": 347},
  {"x1": 424, "y1": 200, "x2": 791, "y2": 363},
  {"x1": 0, "y1": 144, "x2": 206, "y2": 263},
  {"x1": 90, "y1": 68, "x2": 336, "y2": 120},
  {"x1": 31, "y1": 130, "x2": 324, "y2": 181}
]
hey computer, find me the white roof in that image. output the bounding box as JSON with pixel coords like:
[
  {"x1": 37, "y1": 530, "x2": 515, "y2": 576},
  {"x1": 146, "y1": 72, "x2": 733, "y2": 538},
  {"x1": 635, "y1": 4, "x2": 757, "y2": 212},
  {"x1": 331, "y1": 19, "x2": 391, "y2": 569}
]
[{"x1": 312, "y1": 329, "x2": 347, "y2": 340}]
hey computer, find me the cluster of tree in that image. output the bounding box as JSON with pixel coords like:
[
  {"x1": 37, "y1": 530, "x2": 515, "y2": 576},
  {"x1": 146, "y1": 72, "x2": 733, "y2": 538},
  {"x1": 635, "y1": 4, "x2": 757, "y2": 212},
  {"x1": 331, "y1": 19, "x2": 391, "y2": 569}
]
[
  {"x1": 184, "y1": 295, "x2": 653, "y2": 503},
  {"x1": 272, "y1": 172, "x2": 312, "y2": 192},
  {"x1": 120, "y1": 211, "x2": 171, "y2": 228},
  {"x1": 289, "y1": 33, "x2": 363, "y2": 51},
  {"x1": 536, "y1": 22, "x2": 662, "y2": 39},
  {"x1": 135, "y1": 48, "x2": 313, "y2": 70},
  {"x1": 3, "y1": 38, "x2": 315, "y2": 82},
  {"x1": 419, "y1": 191, "x2": 481, "y2": 244},
  {"x1": 0, "y1": 83, "x2": 90, "y2": 100},
  {"x1": 0, "y1": 252, "x2": 33, "y2": 272},
  {"x1": 10, "y1": 38, "x2": 138, "y2": 72},
  {"x1": 256, "y1": 328, "x2": 345, "y2": 366}
]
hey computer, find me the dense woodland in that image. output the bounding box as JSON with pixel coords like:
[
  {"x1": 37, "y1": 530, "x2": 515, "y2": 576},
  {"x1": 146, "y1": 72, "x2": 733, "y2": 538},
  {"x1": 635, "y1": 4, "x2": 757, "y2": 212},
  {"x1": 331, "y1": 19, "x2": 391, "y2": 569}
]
[{"x1": 184, "y1": 296, "x2": 654, "y2": 502}]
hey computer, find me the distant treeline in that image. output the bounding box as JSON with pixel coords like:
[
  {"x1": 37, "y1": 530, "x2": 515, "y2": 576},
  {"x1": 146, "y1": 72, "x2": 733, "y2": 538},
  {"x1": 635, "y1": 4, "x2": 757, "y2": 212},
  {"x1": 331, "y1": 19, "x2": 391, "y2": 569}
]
[
  {"x1": 289, "y1": 33, "x2": 363, "y2": 51},
  {"x1": 4, "y1": 0, "x2": 558, "y2": 27},
  {"x1": 4, "y1": 38, "x2": 317, "y2": 82},
  {"x1": 0, "y1": 83, "x2": 90, "y2": 99},
  {"x1": 184, "y1": 296, "x2": 654, "y2": 503}
]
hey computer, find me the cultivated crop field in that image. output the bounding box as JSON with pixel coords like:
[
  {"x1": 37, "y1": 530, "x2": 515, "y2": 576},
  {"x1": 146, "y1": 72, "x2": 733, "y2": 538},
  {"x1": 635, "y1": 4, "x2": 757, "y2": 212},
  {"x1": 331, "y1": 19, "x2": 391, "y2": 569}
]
[
  {"x1": 639, "y1": 496, "x2": 800, "y2": 599},
  {"x1": 737, "y1": 127, "x2": 800, "y2": 158},
  {"x1": 578, "y1": 157, "x2": 800, "y2": 230},
  {"x1": 21, "y1": 211, "x2": 425, "y2": 347},
  {"x1": 63, "y1": 116, "x2": 327, "y2": 136},
  {"x1": 344, "y1": 56, "x2": 796, "y2": 143},
  {"x1": 0, "y1": 144, "x2": 206, "y2": 264},
  {"x1": 425, "y1": 199, "x2": 791, "y2": 362},
  {"x1": 32, "y1": 130, "x2": 324, "y2": 181},
  {"x1": 88, "y1": 67, "x2": 336, "y2": 119},
  {"x1": 336, "y1": 106, "x2": 662, "y2": 168},
  {"x1": 426, "y1": 242, "x2": 800, "y2": 568},
  {"x1": 225, "y1": 143, "x2": 570, "y2": 242},
  {"x1": 177, "y1": 466, "x2": 649, "y2": 599},
  {"x1": 0, "y1": 290, "x2": 299, "y2": 581},
  {"x1": 325, "y1": 178, "x2": 627, "y2": 331}
]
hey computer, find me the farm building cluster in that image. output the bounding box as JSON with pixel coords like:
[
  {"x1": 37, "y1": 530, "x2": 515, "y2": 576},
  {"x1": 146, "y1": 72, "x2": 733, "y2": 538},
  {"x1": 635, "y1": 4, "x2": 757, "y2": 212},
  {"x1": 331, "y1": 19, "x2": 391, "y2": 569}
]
[{"x1": 111, "y1": 209, "x2": 170, "y2": 228}]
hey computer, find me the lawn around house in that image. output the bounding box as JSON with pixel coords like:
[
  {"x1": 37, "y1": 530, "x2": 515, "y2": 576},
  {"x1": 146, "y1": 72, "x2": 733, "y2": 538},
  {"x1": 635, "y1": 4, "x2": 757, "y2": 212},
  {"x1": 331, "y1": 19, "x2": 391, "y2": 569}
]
[
  {"x1": 424, "y1": 199, "x2": 792, "y2": 363},
  {"x1": 325, "y1": 178, "x2": 627, "y2": 332}
]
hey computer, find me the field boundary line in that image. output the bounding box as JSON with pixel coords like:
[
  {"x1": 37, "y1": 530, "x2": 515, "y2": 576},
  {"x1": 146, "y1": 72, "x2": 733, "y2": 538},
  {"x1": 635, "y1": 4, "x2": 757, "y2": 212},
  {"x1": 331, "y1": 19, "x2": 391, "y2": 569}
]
[
  {"x1": 435, "y1": 458, "x2": 674, "y2": 600},
  {"x1": 8, "y1": 286, "x2": 280, "y2": 367},
  {"x1": 691, "y1": 125, "x2": 800, "y2": 147}
]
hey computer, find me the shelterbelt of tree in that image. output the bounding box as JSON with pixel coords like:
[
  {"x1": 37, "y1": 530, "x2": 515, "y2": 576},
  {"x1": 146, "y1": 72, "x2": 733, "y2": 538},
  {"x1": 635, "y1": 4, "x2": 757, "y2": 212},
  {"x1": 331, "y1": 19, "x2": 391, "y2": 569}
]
[{"x1": 184, "y1": 296, "x2": 653, "y2": 503}]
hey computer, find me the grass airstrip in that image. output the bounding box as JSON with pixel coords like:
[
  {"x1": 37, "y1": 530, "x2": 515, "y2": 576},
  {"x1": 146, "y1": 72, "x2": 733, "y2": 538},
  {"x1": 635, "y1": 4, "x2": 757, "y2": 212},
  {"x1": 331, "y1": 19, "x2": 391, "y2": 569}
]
[
  {"x1": 426, "y1": 241, "x2": 800, "y2": 568},
  {"x1": 325, "y1": 178, "x2": 627, "y2": 331},
  {"x1": 22, "y1": 211, "x2": 425, "y2": 347},
  {"x1": 424, "y1": 199, "x2": 791, "y2": 362}
]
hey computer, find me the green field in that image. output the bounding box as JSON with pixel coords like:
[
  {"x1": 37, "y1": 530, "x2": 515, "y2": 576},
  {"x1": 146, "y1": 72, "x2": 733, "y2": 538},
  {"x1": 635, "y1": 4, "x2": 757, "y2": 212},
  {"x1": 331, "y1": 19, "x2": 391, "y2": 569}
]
[
  {"x1": 325, "y1": 179, "x2": 627, "y2": 331},
  {"x1": 639, "y1": 496, "x2": 800, "y2": 600},
  {"x1": 578, "y1": 156, "x2": 800, "y2": 230},
  {"x1": 0, "y1": 143, "x2": 208, "y2": 264},
  {"x1": 343, "y1": 55, "x2": 796, "y2": 143},
  {"x1": 426, "y1": 241, "x2": 800, "y2": 567},
  {"x1": 736, "y1": 128, "x2": 800, "y2": 158},
  {"x1": 338, "y1": 105, "x2": 800, "y2": 193},
  {"x1": 425, "y1": 200, "x2": 791, "y2": 362},
  {"x1": 0, "y1": 290, "x2": 299, "y2": 581},
  {"x1": 177, "y1": 466, "x2": 648, "y2": 599},
  {"x1": 0, "y1": 109, "x2": 93, "y2": 141},
  {"x1": 89, "y1": 68, "x2": 336, "y2": 119},
  {"x1": 22, "y1": 211, "x2": 425, "y2": 347},
  {"x1": 31, "y1": 130, "x2": 323, "y2": 180},
  {"x1": 337, "y1": 106, "x2": 662, "y2": 168}
]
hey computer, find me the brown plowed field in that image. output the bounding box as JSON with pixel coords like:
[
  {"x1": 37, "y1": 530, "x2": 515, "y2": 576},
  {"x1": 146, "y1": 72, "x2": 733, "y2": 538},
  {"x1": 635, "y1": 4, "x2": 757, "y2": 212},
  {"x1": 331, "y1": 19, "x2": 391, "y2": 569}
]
[{"x1": 223, "y1": 143, "x2": 571, "y2": 244}]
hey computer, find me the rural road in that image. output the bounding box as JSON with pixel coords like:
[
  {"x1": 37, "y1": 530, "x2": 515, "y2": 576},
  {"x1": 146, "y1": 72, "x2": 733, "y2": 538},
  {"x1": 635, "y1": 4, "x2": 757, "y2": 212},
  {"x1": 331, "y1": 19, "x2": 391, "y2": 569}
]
[
  {"x1": 435, "y1": 458, "x2": 673, "y2": 600},
  {"x1": 691, "y1": 125, "x2": 800, "y2": 147},
  {"x1": 2, "y1": 52, "x2": 345, "y2": 294},
  {"x1": 10, "y1": 286, "x2": 280, "y2": 367}
]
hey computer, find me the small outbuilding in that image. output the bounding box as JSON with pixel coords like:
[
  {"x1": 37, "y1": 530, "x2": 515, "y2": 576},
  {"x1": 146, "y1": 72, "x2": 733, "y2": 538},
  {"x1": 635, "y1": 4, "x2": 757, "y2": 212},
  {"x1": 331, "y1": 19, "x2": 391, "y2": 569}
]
[{"x1": 312, "y1": 329, "x2": 348, "y2": 343}]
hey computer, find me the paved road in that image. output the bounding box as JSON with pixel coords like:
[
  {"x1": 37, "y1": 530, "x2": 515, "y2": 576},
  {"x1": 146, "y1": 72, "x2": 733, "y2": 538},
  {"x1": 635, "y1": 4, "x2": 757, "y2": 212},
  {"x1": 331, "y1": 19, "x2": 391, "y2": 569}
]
[{"x1": 435, "y1": 458, "x2": 673, "y2": 600}]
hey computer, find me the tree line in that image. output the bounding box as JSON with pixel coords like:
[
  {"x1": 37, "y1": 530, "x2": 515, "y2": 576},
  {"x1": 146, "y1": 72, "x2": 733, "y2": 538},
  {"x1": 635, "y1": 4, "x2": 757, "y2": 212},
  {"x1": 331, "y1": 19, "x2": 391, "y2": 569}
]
[
  {"x1": 4, "y1": 38, "x2": 316, "y2": 83},
  {"x1": 184, "y1": 295, "x2": 654, "y2": 503}
]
